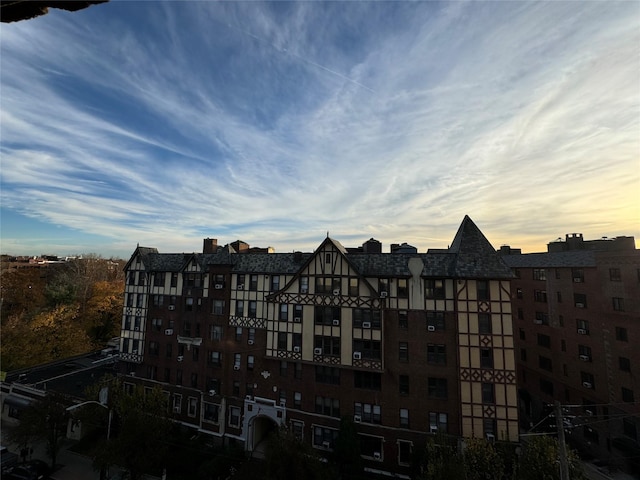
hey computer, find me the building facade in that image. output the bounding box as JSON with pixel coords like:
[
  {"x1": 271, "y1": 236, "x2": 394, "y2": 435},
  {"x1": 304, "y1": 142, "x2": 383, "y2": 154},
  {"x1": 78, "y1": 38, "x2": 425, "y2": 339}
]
[
  {"x1": 118, "y1": 216, "x2": 518, "y2": 473},
  {"x1": 500, "y1": 234, "x2": 640, "y2": 473}
]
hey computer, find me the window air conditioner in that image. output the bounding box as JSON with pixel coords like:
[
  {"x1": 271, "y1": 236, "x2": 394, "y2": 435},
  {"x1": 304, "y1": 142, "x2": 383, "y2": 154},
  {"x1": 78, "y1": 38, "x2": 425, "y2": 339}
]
[
  {"x1": 577, "y1": 329, "x2": 587, "y2": 335},
  {"x1": 168, "y1": 305, "x2": 175, "y2": 311},
  {"x1": 576, "y1": 303, "x2": 585, "y2": 308},
  {"x1": 208, "y1": 389, "x2": 216, "y2": 396},
  {"x1": 373, "y1": 452, "x2": 381, "y2": 460},
  {"x1": 486, "y1": 433, "x2": 495, "y2": 442},
  {"x1": 430, "y1": 426, "x2": 438, "y2": 433},
  {"x1": 333, "y1": 289, "x2": 340, "y2": 296},
  {"x1": 427, "y1": 325, "x2": 436, "y2": 332},
  {"x1": 234, "y1": 365, "x2": 240, "y2": 371},
  {"x1": 132, "y1": 350, "x2": 138, "y2": 355},
  {"x1": 362, "y1": 322, "x2": 371, "y2": 329},
  {"x1": 534, "y1": 319, "x2": 543, "y2": 325},
  {"x1": 165, "y1": 329, "x2": 174, "y2": 335},
  {"x1": 353, "y1": 351, "x2": 362, "y2": 360},
  {"x1": 173, "y1": 406, "x2": 181, "y2": 413},
  {"x1": 248, "y1": 340, "x2": 254, "y2": 345},
  {"x1": 353, "y1": 415, "x2": 361, "y2": 423},
  {"x1": 246, "y1": 395, "x2": 252, "y2": 400},
  {"x1": 293, "y1": 346, "x2": 301, "y2": 353},
  {"x1": 332, "y1": 319, "x2": 340, "y2": 326},
  {"x1": 238, "y1": 284, "x2": 244, "y2": 290},
  {"x1": 294, "y1": 317, "x2": 301, "y2": 323},
  {"x1": 573, "y1": 278, "x2": 582, "y2": 283},
  {"x1": 583, "y1": 382, "x2": 592, "y2": 389},
  {"x1": 215, "y1": 284, "x2": 223, "y2": 289},
  {"x1": 177, "y1": 355, "x2": 183, "y2": 362},
  {"x1": 380, "y1": 291, "x2": 388, "y2": 298},
  {"x1": 322, "y1": 441, "x2": 330, "y2": 449},
  {"x1": 314, "y1": 348, "x2": 323, "y2": 355},
  {"x1": 579, "y1": 355, "x2": 590, "y2": 362},
  {"x1": 301, "y1": 287, "x2": 308, "y2": 293}
]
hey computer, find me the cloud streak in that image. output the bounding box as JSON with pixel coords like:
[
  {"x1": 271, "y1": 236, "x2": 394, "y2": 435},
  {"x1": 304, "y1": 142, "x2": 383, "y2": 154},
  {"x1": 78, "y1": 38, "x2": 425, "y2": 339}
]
[{"x1": 1, "y1": 1, "x2": 638, "y2": 257}]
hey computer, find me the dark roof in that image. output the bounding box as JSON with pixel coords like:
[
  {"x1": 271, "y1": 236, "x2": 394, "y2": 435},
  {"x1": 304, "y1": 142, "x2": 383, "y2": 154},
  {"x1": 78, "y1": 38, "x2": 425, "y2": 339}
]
[
  {"x1": 449, "y1": 216, "x2": 514, "y2": 278},
  {"x1": 0, "y1": 1, "x2": 107, "y2": 23},
  {"x1": 127, "y1": 217, "x2": 512, "y2": 279},
  {"x1": 501, "y1": 251, "x2": 597, "y2": 268}
]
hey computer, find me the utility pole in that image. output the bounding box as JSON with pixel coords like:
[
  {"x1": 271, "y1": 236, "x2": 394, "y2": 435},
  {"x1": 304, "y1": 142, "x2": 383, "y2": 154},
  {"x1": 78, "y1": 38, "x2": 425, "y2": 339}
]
[{"x1": 555, "y1": 401, "x2": 571, "y2": 480}]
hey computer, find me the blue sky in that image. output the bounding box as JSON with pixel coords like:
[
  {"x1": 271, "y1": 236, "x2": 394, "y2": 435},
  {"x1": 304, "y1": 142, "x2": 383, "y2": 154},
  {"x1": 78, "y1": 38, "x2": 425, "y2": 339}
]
[{"x1": 1, "y1": 1, "x2": 638, "y2": 258}]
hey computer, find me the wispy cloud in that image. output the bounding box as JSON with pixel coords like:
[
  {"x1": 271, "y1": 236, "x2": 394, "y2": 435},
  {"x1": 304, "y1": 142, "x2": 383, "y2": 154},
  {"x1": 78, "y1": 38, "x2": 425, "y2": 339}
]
[{"x1": 1, "y1": 1, "x2": 638, "y2": 257}]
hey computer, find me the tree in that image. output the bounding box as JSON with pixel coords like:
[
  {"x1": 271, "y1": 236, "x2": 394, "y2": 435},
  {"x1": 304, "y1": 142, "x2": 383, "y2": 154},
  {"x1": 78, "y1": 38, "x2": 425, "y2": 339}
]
[
  {"x1": 463, "y1": 438, "x2": 504, "y2": 480},
  {"x1": 422, "y1": 434, "x2": 465, "y2": 480},
  {"x1": 333, "y1": 416, "x2": 362, "y2": 478},
  {"x1": 90, "y1": 378, "x2": 172, "y2": 480},
  {"x1": 518, "y1": 436, "x2": 586, "y2": 480},
  {"x1": 264, "y1": 427, "x2": 331, "y2": 480},
  {"x1": 84, "y1": 280, "x2": 124, "y2": 345},
  {"x1": 5, "y1": 392, "x2": 71, "y2": 468}
]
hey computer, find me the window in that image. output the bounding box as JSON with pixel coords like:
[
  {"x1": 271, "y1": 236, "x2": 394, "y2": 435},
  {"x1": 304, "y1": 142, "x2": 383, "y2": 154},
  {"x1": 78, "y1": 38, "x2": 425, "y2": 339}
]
[
  {"x1": 270, "y1": 275, "x2": 280, "y2": 292},
  {"x1": 293, "y1": 333, "x2": 301, "y2": 351},
  {"x1": 519, "y1": 328, "x2": 525, "y2": 340},
  {"x1": 354, "y1": 371, "x2": 381, "y2": 390},
  {"x1": 516, "y1": 288, "x2": 523, "y2": 299},
  {"x1": 170, "y1": 273, "x2": 178, "y2": 287},
  {"x1": 212, "y1": 300, "x2": 225, "y2": 315},
  {"x1": 399, "y1": 375, "x2": 409, "y2": 395},
  {"x1": 520, "y1": 348, "x2": 527, "y2": 362},
  {"x1": 249, "y1": 274, "x2": 258, "y2": 291},
  {"x1": 534, "y1": 290, "x2": 547, "y2": 302},
  {"x1": 429, "y1": 412, "x2": 448, "y2": 433},
  {"x1": 581, "y1": 372, "x2": 595, "y2": 388},
  {"x1": 398, "y1": 440, "x2": 412, "y2": 466},
  {"x1": 208, "y1": 351, "x2": 222, "y2": 366},
  {"x1": 294, "y1": 362, "x2": 302, "y2": 379},
  {"x1": 316, "y1": 366, "x2": 340, "y2": 385},
  {"x1": 294, "y1": 392, "x2": 302, "y2": 408},
  {"x1": 247, "y1": 355, "x2": 254, "y2": 370},
  {"x1": 426, "y1": 311, "x2": 445, "y2": 331},
  {"x1": 480, "y1": 348, "x2": 493, "y2": 368},
  {"x1": 535, "y1": 311, "x2": 549, "y2": 325},
  {"x1": 622, "y1": 387, "x2": 634, "y2": 403},
  {"x1": 277, "y1": 332, "x2": 287, "y2": 350},
  {"x1": 235, "y1": 300, "x2": 244, "y2": 317},
  {"x1": 315, "y1": 396, "x2": 340, "y2": 417},
  {"x1": 623, "y1": 419, "x2": 638, "y2": 441},
  {"x1": 279, "y1": 304, "x2": 288, "y2": 321},
  {"x1": 577, "y1": 319, "x2": 589, "y2": 335},
  {"x1": 349, "y1": 278, "x2": 359, "y2": 296},
  {"x1": 484, "y1": 419, "x2": 496, "y2": 438},
  {"x1": 616, "y1": 327, "x2": 628, "y2": 342},
  {"x1": 379, "y1": 278, "x2": 389, "y2": 294},
  {"x1": 399, "y1": 342, "x2": 409, "y2": 362},
  {"x1": 152, "y1": 318, "x2": 163, "y2": 331},
  {"x1": 203, "y1": 402, "x2": 219, "y2": 424},
  {"x1": 280, "y1": 361, "x2": 287, "y2": 376},
  {"x1": 608, "y1": 268, "x2": 621, "y2": 281},
  {"x1": 574, "y1": 293, "x2": 587, "y2": 308},
  {"x1": 425, "y1": 279, "x2": 446, "y2": 299},
  {"x1": 315, "y1": 336, "x2": 341, "y2": 356},
  {"x1": 228, "y1": 406, "x2": 241, "y2": 427},
  {"x1": 352, "y1": 308, "x2": 381, "y2": 328},
  {"x1": 537, "y1": 333, "x2": 551, "y2": 348},
  {"x1": 398, "y1": 310, "x2": 408, "y2": 329},
  {"x1": 248, "y1": 328, "x2": 256, "y2": 343},
  {"x1": 291, "y1": 420, "x2": 304, "y2": 440},
  {"x1": 138, "y1": 272, "x2": 146, "y2": 286},
  {"x1": 354, "y1": 402, "x2": 381, "y2": 424},
  {"x1": 293, "y1": 304, "x2": 303, "y2": 322},
  {"x1": 187, "y1": 397, "x2": 197, "y2": 417},
  {"x1": 517, "y1": 308, "x2": 523, "y2": 320},
  {"x1": 166, "y1": 343, "x2": 172, "y2": 358},
  {"x1": 481, "y1": 383, "x2": 495, "y2": 403},
  {"x1": 399, "y1": 409, "x2": 410, "y2": 428},
  {"x1": 353, "y1": 339, "x2": 381, "y2": 359},
  {"x1": 478, "y1": 313, "x2": 492, "y2": 334},
  {"x1": 619, "y1": 357, "x2": 631, "y2": 372},
  {"x1": 152, "y1": 294, "x2": 164, "y2": 306},
  {"x1": 315, "y1": 277, "x2": 340, "y2": 294},
  {"x1": 210, "y1": 325, "x2": 222, "y2": 341},
  {"x1": 561, "y1": 339, "x2": 566, "y2": 352},
  {"x1": 515, "y1": 269, "x2": 521, "y2": 278},
  {"x1": 556, "y1": 291, "x2": 562, "y2": 303},
  {"x1": 477, "y1": 280, "x2": 490, "y2": 301},
  {"x1": 313, "y1": 426, "x2": 338, "y2": 450},
  {"x1": 233, "y1": 381, "x2": 240, "y2": 396},
  {"x1": 397, "y1": 278, "x2": 408, "y2": 298},
  {"x1": 578, "y1": 345, "x2": 592, "y2": 361},
  {"x1": 533, "y1": 268, "x2": 546, "y2": 281},
  {"x1": 299, "y1": 276, "x2": 309, "y2": 293},
  {"x1": 173, "y1": 394, "x2": 182, "y2": 413},
  {"x1": 612, "y1": 297, "x2": 625, "y2": 311},
  {"x1": 315, "y1": 306, "x2": 341, "y2": 326},
  {"x1": 360, "y1": 434, "x2": 384, "y2": 460},
  {"x1": 235, "y1": 274, "x2": 245, "y2": 289},
  {"x1": 325, "y1": 253, "x2": 331, "y2": 264},
  {"x1": 428, "y1": 377, "x2": 447, "y2": 398},
  {"x1": 539, "y1": 355, "x2": 553, "y2": 372},
  {"x1": 427, "y1": 344, "x2": 446, "y2": 365},
  {"x1": 185, "y1": 297, "x2": 194, "y2": 312},
  {"x1": 248, "y1": 301, "x2": 257, "y2": 317}
]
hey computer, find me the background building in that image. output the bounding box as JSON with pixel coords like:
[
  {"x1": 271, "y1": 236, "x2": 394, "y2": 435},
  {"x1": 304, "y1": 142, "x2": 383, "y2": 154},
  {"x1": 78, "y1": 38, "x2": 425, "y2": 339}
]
[
  {"x1": 500, "y1": 234, "x2": 640, "y2": 474},
  {"x1": 118, "y1": 216, "x2": 518, "y2": 474}
]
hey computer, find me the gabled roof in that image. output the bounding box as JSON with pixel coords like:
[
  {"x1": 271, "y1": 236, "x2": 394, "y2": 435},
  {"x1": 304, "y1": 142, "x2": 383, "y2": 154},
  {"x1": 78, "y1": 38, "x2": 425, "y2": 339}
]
[
  {"x1": 123, "y1": 245, "x2": 159, "y2": 271},
  {"x1": 450, "y1": 216, "x2": 513, "y2": 278}
]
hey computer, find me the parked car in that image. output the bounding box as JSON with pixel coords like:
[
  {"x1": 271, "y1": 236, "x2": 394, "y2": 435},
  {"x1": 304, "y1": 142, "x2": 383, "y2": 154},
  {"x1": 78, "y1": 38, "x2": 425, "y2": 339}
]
[
  {"x1": 3, "y1": 459, "x2": 50, "y2": 480},
  {"x1": 0, "y1": 446, "x2": 19, "y2": 473}
]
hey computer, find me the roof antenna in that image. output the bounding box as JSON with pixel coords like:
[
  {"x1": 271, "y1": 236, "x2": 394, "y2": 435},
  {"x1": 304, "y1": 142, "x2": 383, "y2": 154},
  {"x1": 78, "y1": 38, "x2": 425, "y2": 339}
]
[{"x1": 327, "y1": 231, "x2": 329, "y2": 238}]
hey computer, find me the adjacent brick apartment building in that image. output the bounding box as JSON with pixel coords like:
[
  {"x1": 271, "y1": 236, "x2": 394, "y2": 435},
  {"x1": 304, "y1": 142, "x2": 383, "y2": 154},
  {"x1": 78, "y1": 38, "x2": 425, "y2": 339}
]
[
  {"x1": 500, "y1": 234, "x2": 640, "y2": 473},
  {"x1": 118, "y1": 216, "x2": 519, "y2": 473}
]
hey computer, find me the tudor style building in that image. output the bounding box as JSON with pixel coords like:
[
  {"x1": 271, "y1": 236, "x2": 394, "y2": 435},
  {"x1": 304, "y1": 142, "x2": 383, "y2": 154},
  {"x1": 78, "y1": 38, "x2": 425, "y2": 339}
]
[{"x1": 118, "y1": 216, "x2": 518, "y2": 472}]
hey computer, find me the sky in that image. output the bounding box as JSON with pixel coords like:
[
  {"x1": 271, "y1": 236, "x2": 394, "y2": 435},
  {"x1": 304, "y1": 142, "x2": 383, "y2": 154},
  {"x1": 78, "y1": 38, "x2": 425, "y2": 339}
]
[{"x1": 1, "y1": 1, "x2": 638, "y2": 258}]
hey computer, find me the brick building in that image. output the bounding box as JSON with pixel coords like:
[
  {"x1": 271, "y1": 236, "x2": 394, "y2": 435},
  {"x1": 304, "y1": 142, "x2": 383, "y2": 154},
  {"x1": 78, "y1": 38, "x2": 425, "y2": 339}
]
[
  {"x1": 500, "y1": 234, "x2": 640, "y2": 473},
  {"x1": 118, "y1": 216, "x2": 518, "y2": 473}
]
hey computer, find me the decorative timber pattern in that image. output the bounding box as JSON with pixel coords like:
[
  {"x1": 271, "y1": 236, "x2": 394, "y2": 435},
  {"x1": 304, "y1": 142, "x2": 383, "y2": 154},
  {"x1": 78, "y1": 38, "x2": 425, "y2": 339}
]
[
  {"x1": 459, "y1": 368, "x2": 517, "y2": 385},
  {"x1": 313, "y1": 354, "x2": 341, "y2": 365},
  {"x1": 268, "y1": 350, "x2": 302, "y2": 361},
  {"x1": 229, "y1": 316, "x2": 267, "y2": 329},
  {"x1": 267, "y1": 292, "x2": 381, "y2": 309},
  {"x1": 119, "y1": 352, "x2": 143, "y2": 364},
  {"x1": 352, "y1": 358, "x2": 383, "y2": 371}
]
